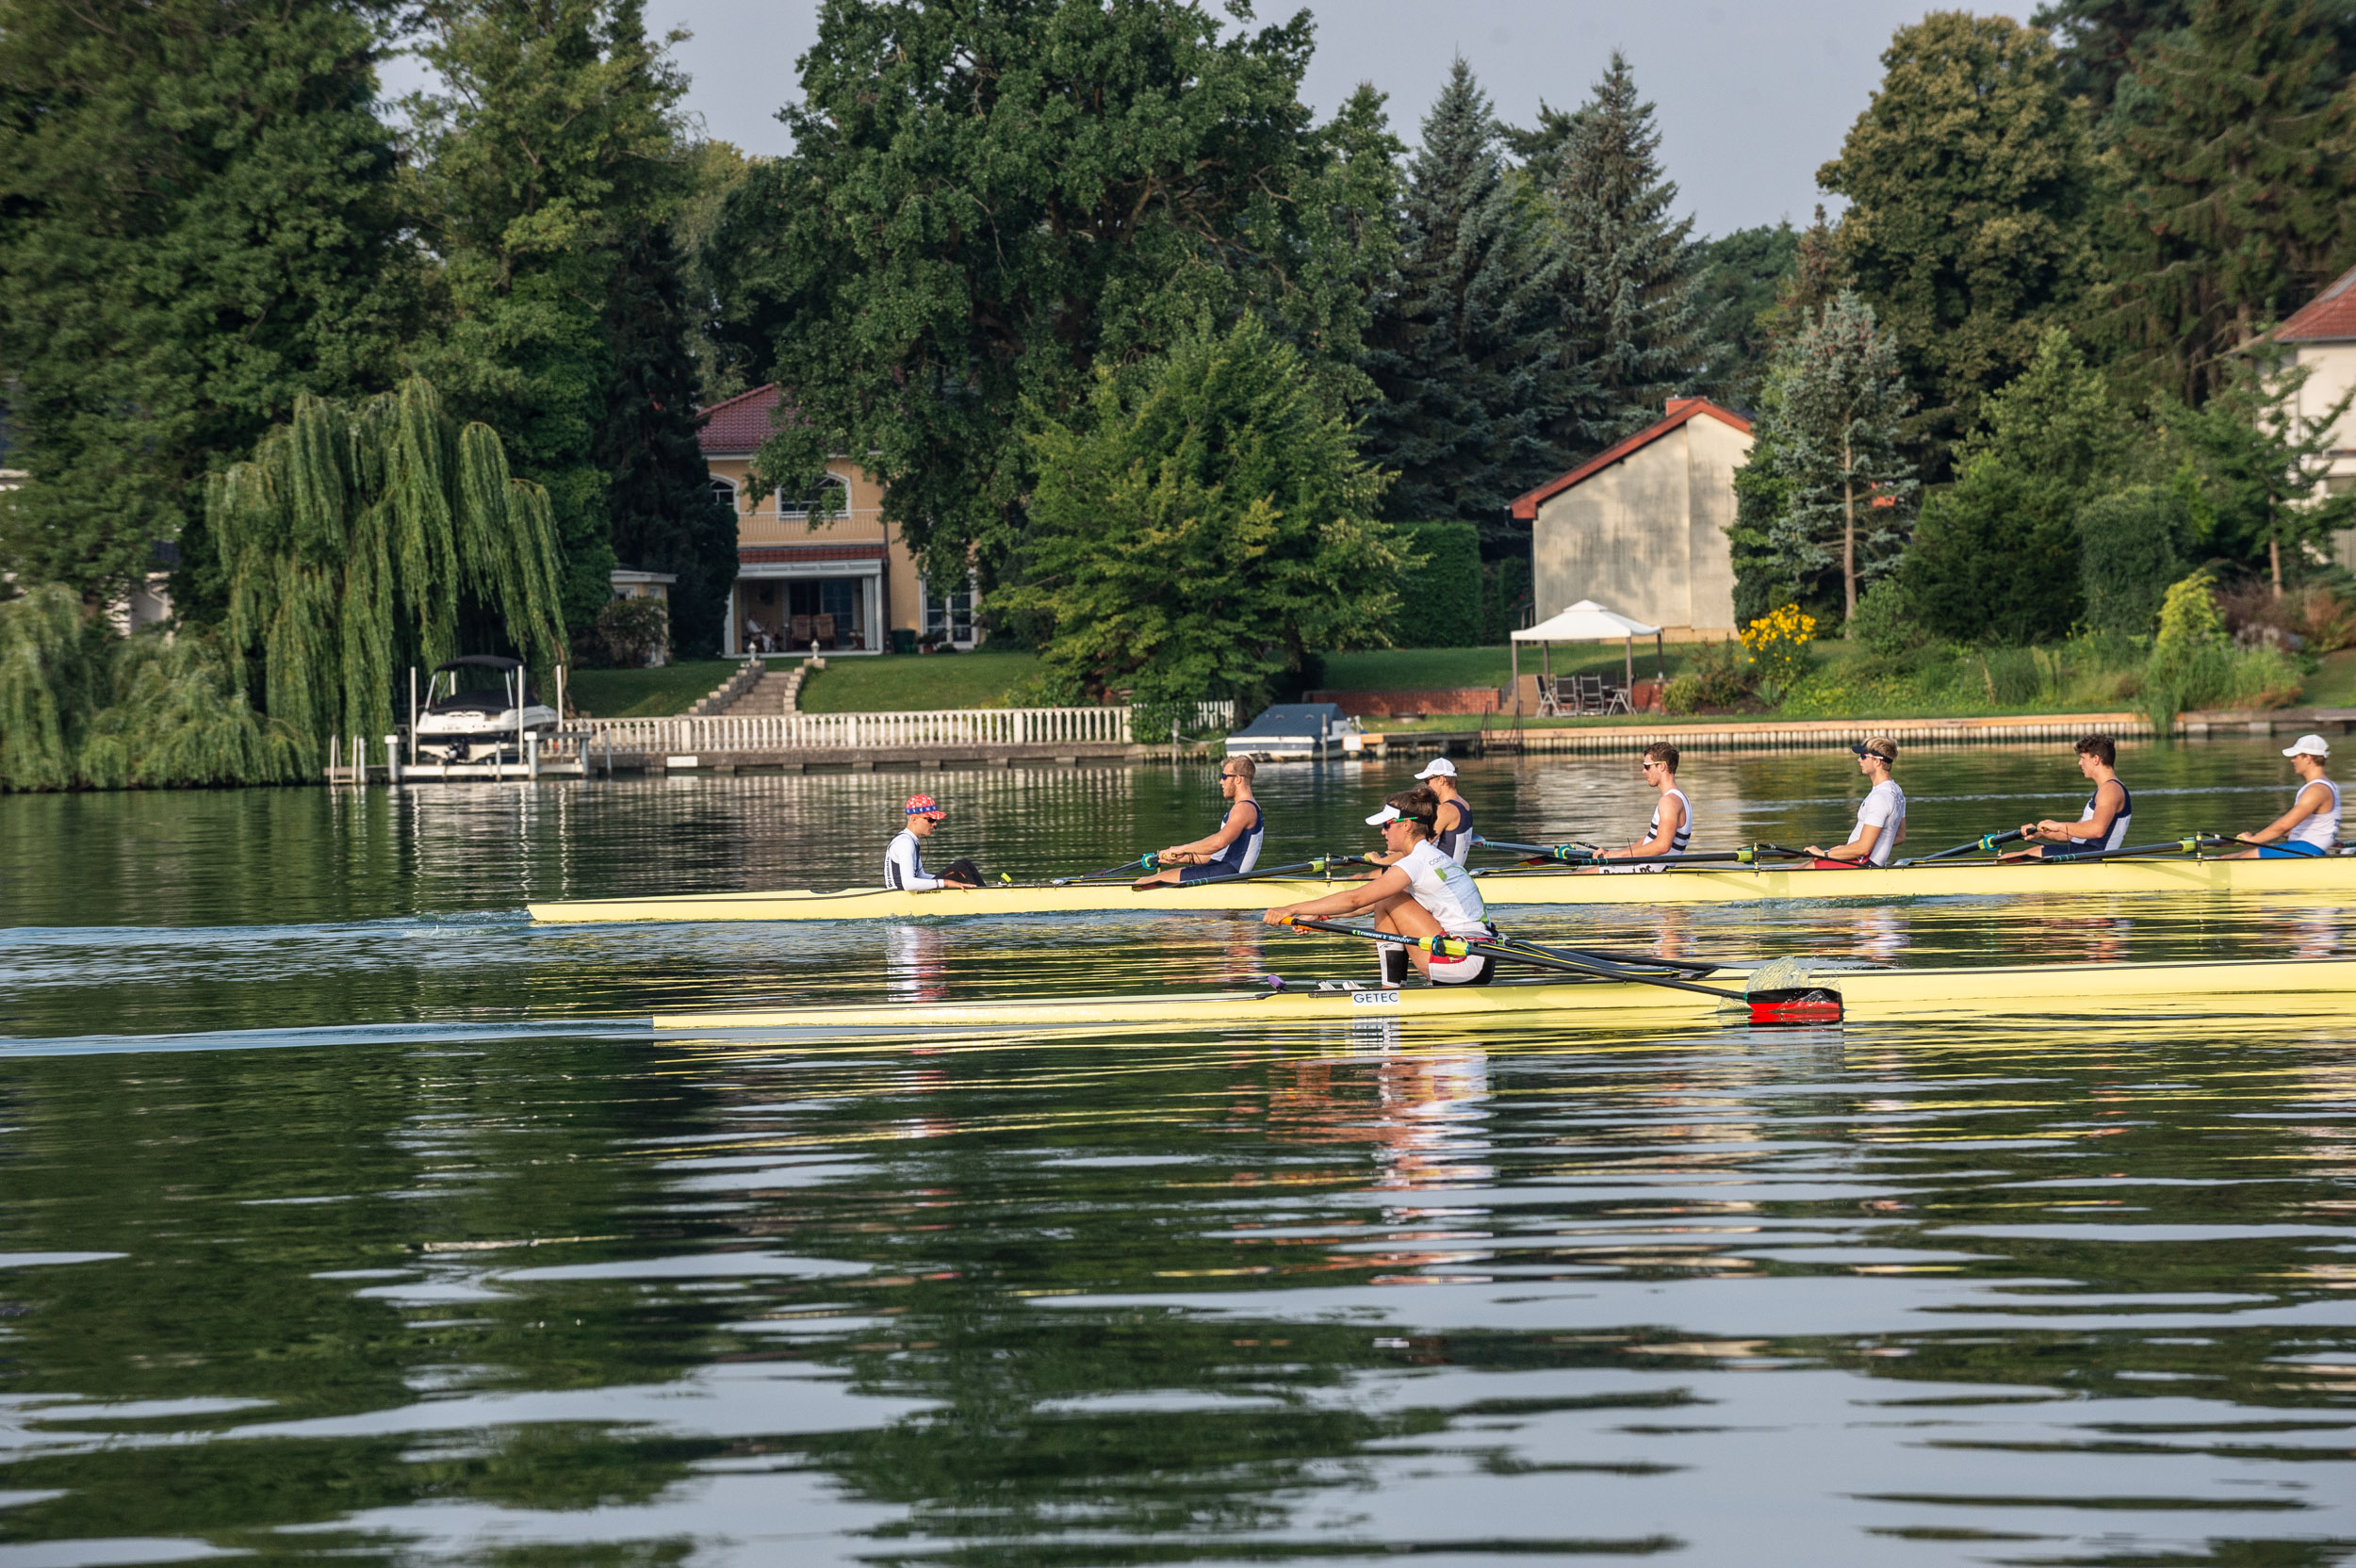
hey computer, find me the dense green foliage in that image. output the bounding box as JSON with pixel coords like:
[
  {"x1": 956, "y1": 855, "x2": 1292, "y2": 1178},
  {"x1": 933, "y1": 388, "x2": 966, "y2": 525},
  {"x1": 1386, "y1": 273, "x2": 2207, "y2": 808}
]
[
  {"x1": 999, "y1": 317, "x2": 1404, "y2": 710},
  {"x1": 1693, "y1": 223, "x2": 1802, "y2": 411},
  {"x1": 1358, "y1": 61, "x2": 1583, "y2": 550},
  {"x1": 2094, "y1": 0, "x2": 2356, "y2": 402},
  {"x1": 0, "y1": 0, "x2": 420, "y2": 605},
  {"x1": 205, "y1": 378, "x2": 567, "y2": 764},
  {"x1": 1820, "y1": 13, "x2": 2097, "y2": 466},
  {"x1": 0, "y1": 586, "x2": 303, "y2": 791},
  {"x1": 707, "y1": 0, "x2": 1399, "y2": 581},
  {"x1": 1734, "y1": 293, "x2": 1917, "y2": 625},
  {"x1": 1906, "y1": 330, "x2": 2128, "y2": 643},
  {"x1": 1390, "y1": 522, "x2": 1483, "y2": 648},
  {"x1": 407, "y1": 0, "x2": 722, "y2": 634},
  {"x1": 2079, "y1": 484, "x2": 2194, "y2": 634}
]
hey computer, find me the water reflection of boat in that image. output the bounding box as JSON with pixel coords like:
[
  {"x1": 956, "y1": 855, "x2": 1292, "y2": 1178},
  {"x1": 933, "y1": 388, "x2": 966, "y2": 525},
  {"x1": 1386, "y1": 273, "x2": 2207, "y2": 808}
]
[{"x1": 412, "y1": 656, "x2": 558, "y2": 763}]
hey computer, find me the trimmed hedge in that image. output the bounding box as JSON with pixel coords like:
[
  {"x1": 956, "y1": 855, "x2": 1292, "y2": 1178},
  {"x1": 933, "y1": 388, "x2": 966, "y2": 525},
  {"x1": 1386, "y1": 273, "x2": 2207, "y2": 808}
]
[{"x1": 1391, "y1": 521, "x2": 1482, "y2": 647}]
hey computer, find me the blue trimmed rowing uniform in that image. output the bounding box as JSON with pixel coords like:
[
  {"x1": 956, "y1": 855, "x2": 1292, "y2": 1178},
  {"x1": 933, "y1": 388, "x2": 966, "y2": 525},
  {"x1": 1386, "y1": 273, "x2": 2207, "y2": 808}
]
[
  {"x1": 2043, "y1": 782, "x2": 2133, "y2": 860},
  {"x1": 2259, "y1": 777, "x2": 2339, "y2": 856},
  {"x1": 1436, "y1": 798, "x2": 1475, "y2": 865},
  {"x1": 1177, "y1": 799, "x2": 1265, "y2": 883}
]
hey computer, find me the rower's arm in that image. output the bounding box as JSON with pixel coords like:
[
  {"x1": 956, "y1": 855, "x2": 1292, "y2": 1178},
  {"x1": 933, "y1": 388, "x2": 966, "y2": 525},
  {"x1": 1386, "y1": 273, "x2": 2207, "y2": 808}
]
[
  {"x1": 1163, "y1": 802, "x2": 1250, "y2": 860},
  {"x1": 1603, "y1": 795, "x2": 1680, "y2": 860},
  {"x1": 1811, "y1": 821, "x2": 1883, "y2": 861},
  {"x1": 2242, "y1": 780, "x2": 2330, "y2": 843},
  {"x1": 2068, "y1": 779, "x2": 2127, "y2": 840},
  {"x1": 1264, "y1": 866, "x2": 1411, "y2": 923}
]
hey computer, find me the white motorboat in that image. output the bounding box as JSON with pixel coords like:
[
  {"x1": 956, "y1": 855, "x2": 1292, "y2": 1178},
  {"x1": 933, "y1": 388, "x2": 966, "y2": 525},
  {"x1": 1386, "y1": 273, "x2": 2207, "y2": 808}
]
[{"x1": 412, "y1": 656, "x2": 558, "y2": 763}]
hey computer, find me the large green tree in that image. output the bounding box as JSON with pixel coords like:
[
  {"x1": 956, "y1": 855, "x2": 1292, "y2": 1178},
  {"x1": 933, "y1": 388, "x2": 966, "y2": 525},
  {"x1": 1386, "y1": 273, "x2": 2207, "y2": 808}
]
[
  {"x1": 1357, "y1": 59, "x2": 1590, "y2": 551},
  {"x1": 1519, "y1": 52, "x2": 1712, "y2": 436},
  {"x1": 2094, "y1": 0, "x2": 2356, "y2": 403},
  {"x1": 0, "y1": 0, "x2": 419, "y2": 606},
  {"x1": 1820, "y1": 11, "x2": 2097, "y2": 466},
  {"x1": 407, "y1": 0, "x2": 720, "y2": 636},
  {"x1": 1693, "y1": 223, "x2": 1801, "y2": 412},
  {"x1": 708, "y1": 0, "x2": 1399, "y2": 582},
  {"x1": 998, "y1": 316, "x2": 1404, "y2": 710}
]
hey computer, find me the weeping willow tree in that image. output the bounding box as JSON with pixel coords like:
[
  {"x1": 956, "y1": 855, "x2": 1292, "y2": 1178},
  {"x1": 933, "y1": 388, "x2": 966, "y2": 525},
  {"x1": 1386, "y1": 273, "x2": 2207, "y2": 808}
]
[
  {"x1": 207, "y1": 376, "x2": 568, "y2": 760},
  {"x1": 0, "y1": 585, "x2": 302, "y2": 791},
  {"x1": 0, "y1": 377, "x2": 564, "y2": 792}
]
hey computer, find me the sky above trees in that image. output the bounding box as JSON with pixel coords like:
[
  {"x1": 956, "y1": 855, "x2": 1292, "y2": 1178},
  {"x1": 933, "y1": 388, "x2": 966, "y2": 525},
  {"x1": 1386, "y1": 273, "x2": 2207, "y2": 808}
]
[{"x1": 476, "y1": 0, "x2": 1936, "y2": 236}]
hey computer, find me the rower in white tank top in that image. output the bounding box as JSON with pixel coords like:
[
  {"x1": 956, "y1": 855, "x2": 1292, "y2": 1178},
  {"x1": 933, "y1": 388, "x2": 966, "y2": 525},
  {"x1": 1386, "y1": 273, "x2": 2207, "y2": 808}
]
[
  {"x1": 1598, "y1": 749, "x2": 1691, "y2": 873},
  {"x1": 2229, "y1": 734, "x2": 2341, "y2": 858}
]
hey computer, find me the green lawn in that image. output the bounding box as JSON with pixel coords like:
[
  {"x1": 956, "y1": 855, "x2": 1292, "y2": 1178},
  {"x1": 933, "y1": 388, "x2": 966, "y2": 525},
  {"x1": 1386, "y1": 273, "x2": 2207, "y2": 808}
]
[
  {"x1": 2301, "y1": 648, "x2": 2356, "y2": 707},
  {"x1": 795, "y1": 649, "x2": 1044, "y2": 712},
  {"x1": 564, "y1": 660, "x2": 738, "y2": 718}
]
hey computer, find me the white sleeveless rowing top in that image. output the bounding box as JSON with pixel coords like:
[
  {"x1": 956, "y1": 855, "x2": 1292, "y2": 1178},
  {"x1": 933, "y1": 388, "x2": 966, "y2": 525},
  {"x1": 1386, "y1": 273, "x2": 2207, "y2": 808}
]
[
  {"x1": 1396, "y1": 840, "x2": 1489, "y2": 937},
  {"x1": 2076, "y1": 781, "x2": 2132, "y2": 852},
  {"x1": 2288, "y1": 777, "x2": 2341, "y2": 851},
  {"x1": 1853, "y1": 779, "x2": 1906, "y2": 866},
  {"x1": 1649, "y1": 787, "x2": 1693, "y2": 856}
]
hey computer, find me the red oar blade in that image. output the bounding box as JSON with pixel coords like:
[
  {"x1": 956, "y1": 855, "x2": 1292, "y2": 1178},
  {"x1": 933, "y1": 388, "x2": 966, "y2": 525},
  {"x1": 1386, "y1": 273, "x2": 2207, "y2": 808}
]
[{"x1": 1747, "y1": 987, "x2": 1843, "y2": 1026}]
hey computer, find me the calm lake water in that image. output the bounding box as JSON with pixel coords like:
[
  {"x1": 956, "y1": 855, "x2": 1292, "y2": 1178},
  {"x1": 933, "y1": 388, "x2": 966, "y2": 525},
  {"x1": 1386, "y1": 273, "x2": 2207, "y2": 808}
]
[{"x1": 0, "y1": 739, "x2": 2350, "y2": 1565}]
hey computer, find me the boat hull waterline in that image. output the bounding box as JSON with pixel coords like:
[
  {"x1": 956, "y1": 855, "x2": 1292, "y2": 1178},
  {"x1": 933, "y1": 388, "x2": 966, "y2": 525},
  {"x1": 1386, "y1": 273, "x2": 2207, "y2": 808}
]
[
  {"x1": 653, "y1": 956, "x2": 2356, "y2": 1035},
  {"x1": 538, "y1": 853, "x2": 2356, "y2": 924}
]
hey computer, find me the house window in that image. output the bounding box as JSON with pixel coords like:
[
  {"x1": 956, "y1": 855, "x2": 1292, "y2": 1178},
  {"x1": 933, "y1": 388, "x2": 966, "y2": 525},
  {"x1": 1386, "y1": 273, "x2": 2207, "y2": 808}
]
[
  {"x1": 923, "y1": 574, "x2": 977, "y2": 647},
  {"x1": 777, "y1": 472, "x2": 850, "y2": 520},
  {"x1": 710, "y1": 475, "x2": 739, "y2": 514}
]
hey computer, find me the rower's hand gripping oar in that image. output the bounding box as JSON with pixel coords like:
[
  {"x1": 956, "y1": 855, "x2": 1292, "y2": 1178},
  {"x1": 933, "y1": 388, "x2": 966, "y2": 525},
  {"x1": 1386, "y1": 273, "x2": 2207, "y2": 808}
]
[
  {"x1": 1053, "y1": 855, "x2": 1158, "y2": 886},
  {"x1": 1274, "y1": 916, "x2": 1841, "y2": 1025}
]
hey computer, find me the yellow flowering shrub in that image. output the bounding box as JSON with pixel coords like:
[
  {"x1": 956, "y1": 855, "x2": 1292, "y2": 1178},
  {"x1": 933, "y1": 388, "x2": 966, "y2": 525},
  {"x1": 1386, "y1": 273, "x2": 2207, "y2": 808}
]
[{"x1": 1740, "y1": 604, "x2": 1817, "y2": 691}]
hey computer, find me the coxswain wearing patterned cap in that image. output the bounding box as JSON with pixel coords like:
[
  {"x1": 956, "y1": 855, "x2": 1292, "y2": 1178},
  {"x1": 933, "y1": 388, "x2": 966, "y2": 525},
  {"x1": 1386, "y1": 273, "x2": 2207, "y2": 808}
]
[
  {"x1": 2225, "y1": 733, "x2": 2341, "y2": 858},
  {"x1": 1263, "y1": 788, "x2": 1497, "y2": 988},
  {"x1": 885, "y1": 795, "x2": 981, "y2": 890},
  {"x1": 1806, "y1": 738, "x2": 1906, "y2": 868}
]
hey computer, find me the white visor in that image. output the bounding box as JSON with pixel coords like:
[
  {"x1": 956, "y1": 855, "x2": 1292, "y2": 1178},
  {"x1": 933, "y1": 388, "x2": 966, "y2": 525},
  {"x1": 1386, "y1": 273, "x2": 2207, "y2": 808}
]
[
  {"x1": 2283, "y1": 733, "x2": 2331, "y2": 759},
  {"x1": 1414, "y1": 758, "x2": 1457, "y2": 779},
  {"x1": 1366, "y1": 805, "x2": 1405, "y2": 826}
]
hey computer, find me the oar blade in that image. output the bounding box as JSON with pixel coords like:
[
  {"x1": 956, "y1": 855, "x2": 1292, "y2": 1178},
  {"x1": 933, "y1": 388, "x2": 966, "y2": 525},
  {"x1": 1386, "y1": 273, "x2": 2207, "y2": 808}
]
[{"x1": 1747, "y1": 988, "x2": 1843, "y2": 1025}]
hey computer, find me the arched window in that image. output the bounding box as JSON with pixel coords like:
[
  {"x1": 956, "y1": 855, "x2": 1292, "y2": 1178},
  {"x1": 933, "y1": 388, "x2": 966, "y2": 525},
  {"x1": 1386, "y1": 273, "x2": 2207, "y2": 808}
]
[
  {"x1": 709, "y1": 475, "x2": 739, "y2": 515},
  {"x1": 777, "y1": 471, "x2": 850, "y2": 520}
]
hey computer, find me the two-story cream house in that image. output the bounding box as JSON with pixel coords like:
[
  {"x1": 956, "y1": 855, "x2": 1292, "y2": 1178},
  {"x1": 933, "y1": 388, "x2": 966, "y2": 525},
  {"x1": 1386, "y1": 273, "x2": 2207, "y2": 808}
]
[
  {"x1": 2274, "y1": 265, "x2": 2356, "y2": 570},
  {"x1": 697, "y1": 384, "x2": 977, "y2": 655}
]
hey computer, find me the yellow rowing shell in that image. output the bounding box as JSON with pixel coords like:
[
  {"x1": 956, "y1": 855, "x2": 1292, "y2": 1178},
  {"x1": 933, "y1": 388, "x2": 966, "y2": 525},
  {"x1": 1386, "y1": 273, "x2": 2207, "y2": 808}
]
[
  {"x1": 654, "y1": 955, "x2": 2356, "y2": 1034},
  {"x1": 535, "y1": 852, "x2": 2356, "y2": 924}
]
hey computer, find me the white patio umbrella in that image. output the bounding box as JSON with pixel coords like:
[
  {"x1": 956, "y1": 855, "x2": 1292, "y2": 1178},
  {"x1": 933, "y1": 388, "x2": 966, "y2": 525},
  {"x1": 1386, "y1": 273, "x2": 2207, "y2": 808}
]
[{"x1": 1509, "y1": 599, "x2": 1664, "y2": 710}]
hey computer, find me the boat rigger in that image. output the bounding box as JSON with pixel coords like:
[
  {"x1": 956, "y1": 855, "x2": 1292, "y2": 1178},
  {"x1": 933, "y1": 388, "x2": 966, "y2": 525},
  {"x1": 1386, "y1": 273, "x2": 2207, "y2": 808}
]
[
  {"x1": 532, "y1": 850, "x2": 2356, "y2": 924},
  {"x1": 652, "y1": 954, "x2": 2356, "y2": 1036}
]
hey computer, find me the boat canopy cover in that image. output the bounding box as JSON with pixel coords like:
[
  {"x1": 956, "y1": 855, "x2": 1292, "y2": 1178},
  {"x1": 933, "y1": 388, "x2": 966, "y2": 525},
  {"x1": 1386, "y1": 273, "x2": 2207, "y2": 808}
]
[
  {"x1": 1513, "y1": 599, "x2": 1661, "y2": 643},
  {"x1": 1232, "y1": 702, "x2": 1350, "y2": 740},
  {"x1": 435, "y1": 655, "x2": 526, "y2": 672}
]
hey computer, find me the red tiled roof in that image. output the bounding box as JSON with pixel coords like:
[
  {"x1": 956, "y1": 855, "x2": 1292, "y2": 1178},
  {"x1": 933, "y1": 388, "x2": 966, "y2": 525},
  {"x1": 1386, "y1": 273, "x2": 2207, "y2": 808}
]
[
  {"x1": 698, "y1": 384, "x2": 793, "y2": 454},
  {"x1": 2277, "y1": 265, "x2": 2356, "y2": 344},
  {"x1": 1509, "y1": 398, "x2": 1754, "y2": 521},
  {"x1": 738, "y1": 544, "x2": 885, "y2": 564}
]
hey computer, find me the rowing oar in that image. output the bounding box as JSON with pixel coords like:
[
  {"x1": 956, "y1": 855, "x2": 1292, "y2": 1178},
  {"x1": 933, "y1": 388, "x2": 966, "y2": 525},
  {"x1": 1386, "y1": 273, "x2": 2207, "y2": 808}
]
[
  {"x1": 1274, "y1": 916, "x2": 1842, "y2": 1024},
  {"x1": 2025, "y1": 834, "x2": 2240, "y2": 866},
  {"x1": 1158, "y1": 855, "x2": 1373, "y2": 888},
  {"x1": 1050, "y1": 856, "x2": 1159, "y2": 886},
  {"x1": 1899, "y1": 828, "x2": 2027, "y2": 866},
  {"x1": 1470, "y1": 838, "x2": 1820, "y2": 871}
]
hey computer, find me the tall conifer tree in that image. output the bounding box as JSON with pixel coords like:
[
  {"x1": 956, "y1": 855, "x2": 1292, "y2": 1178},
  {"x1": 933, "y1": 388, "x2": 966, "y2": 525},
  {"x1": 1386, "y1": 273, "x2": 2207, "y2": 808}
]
[
  {"x1": 1527, "y1": 53, "x2": 1712, "y2": 439},
  {"x1": 1359, "y1": 59, "x2": 1592, "y2": 550},
  {"x1": 2095, "y1": 0, "x2": 2356, "y2": 403},
  {"x1": 0, "y1": 0, "x2": 419, "y2": 606}
]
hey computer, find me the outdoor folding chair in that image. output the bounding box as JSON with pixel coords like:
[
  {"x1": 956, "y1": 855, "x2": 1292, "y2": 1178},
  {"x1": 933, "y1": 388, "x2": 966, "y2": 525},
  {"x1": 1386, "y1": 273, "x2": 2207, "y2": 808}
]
[
  {"x1": 1535, "y1": 676, "x2": 1564, "y2": 717},
  {"x1": 813, "y1": 612, "x2": 837, "y2": 648},
  {"x1": 1574, "y1": 675, "x2": 1607, "y2": 713}
]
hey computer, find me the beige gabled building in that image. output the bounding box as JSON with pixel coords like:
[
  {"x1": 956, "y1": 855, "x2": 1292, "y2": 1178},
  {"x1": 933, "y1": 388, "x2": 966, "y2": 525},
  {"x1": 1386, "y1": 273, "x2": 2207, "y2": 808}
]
[
  {"x1": 2272, "y1": 265, "x2": 2356, "y2": 569},
  {"x1": 1510, "y1": 397, "x2": 1753, "y2": 639},
  {"x1": 697, "y1": 384, "x2": 977, "y2": 655}
]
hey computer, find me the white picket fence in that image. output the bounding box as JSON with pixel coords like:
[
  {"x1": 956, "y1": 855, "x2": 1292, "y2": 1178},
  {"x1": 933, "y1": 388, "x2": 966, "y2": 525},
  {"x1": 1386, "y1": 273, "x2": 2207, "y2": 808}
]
[{"x1": 581, "y1": 702, "x2": 1232, "y2": 754}]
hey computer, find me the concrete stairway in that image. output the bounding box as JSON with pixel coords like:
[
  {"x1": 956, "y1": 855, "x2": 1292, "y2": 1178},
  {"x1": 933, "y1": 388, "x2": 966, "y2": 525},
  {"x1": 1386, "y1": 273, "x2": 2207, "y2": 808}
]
[{"x1": 716, "y1": 662, "x2": 808, "y2": 716}]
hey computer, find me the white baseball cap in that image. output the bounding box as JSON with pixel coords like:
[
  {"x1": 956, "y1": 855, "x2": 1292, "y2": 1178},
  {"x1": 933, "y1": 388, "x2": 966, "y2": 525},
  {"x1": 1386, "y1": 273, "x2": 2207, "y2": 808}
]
[
  {"x1": 1413, "y1": 757, "x2": 1458, "y2": 780},
  {"x1": 2283, "y1": 733, "x2": 2331, "y2": 759}
]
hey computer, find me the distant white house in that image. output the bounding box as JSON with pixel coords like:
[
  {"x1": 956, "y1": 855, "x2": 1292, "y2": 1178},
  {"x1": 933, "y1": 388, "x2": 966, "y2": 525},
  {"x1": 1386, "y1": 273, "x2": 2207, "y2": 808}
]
[
  {"x1": 1510, "y1": 398, "x2": 1753, "y2": 640},
  {"x1": 2271, "y1": 264, "x2": 2356, "y2": 570}
]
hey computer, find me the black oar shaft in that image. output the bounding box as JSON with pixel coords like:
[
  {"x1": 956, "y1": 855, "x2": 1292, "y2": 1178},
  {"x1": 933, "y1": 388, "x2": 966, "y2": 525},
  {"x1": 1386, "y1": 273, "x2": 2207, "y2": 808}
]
[{"x1": 1282, "y1": 917, "x2": 1748, "y2": 1003}]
